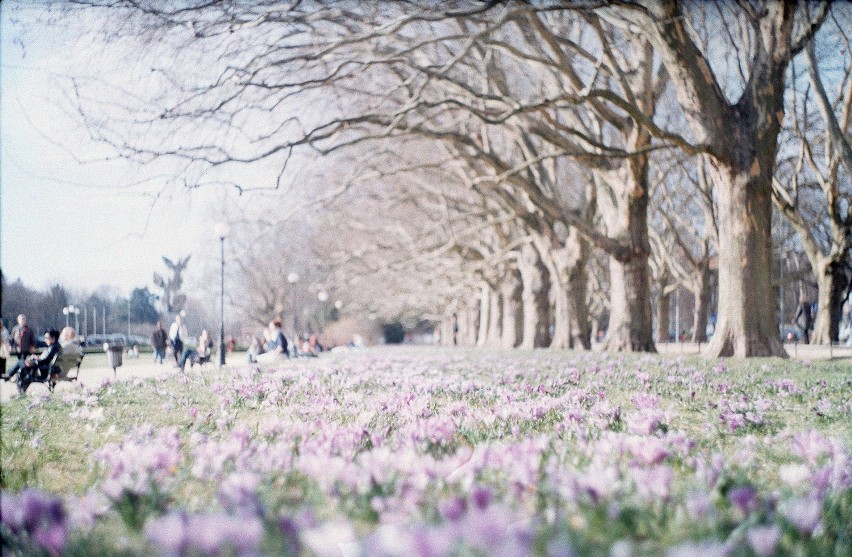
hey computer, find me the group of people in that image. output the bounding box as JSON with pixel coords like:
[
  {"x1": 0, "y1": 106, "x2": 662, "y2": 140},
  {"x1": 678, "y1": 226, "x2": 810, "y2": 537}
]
[
  {"x1": 1, "y1": 314, "x2": 83, "y2": 386},
  {"x1": 150, "y1": 314, "x2": 214, "y2": 371},
  {"x1": 246, "y1": 318, "x2": 324, "y2": 364}
]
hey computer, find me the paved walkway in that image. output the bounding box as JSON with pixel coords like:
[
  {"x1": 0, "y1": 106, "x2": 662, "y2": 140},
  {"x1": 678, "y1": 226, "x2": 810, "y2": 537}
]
[
  {"x1": 656, "y1": 341, "x2": 852, "y2": 360},
  {"x1": 2, "y1": 343, "x2": 849, "y2": 403},
  {"x1": 0, "y1": 358, "x2": 192, "y2": 403}
]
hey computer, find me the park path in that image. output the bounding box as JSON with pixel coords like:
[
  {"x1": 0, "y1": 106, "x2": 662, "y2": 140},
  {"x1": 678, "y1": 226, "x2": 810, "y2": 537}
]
[
  {"x1": 0, "y1": 357, "x2": 194, "y2": 403},
  {"x1": 1, "y1": 343, "x2": 849, "y2": 403}
]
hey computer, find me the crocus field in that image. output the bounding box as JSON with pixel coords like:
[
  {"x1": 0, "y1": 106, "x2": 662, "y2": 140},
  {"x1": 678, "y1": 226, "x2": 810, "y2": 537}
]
[{"x1": 1, "y1": 348, "x2": 850, "y2": 556}]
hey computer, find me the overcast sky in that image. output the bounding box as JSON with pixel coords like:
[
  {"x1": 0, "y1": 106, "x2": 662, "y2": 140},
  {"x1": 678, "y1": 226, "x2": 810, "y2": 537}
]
[{"x1": 1, "y1": 2, "x2": 241, "y2": 298}]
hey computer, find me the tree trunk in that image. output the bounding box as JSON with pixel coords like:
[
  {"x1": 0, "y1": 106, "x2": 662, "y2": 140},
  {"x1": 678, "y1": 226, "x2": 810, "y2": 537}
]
[
  {"x1": 594, "y1": 149, "x2": 655, "y2": 353},
  {"x1": 518, "y1": 244, "x2": 551, "y2": 349},
  {"x1": 459, "y1": 298, "x2": 478, "y2": 347},
  {"x1": 705, "y1": 162, "x2": 787, "y2": 357},
  {"x1": 604, "y1": 253, "x2": 656, "y2": 352},
  {"x1": 500, "y1": 271, "x2": 522, "y2": 348},
  {"x1": 564, "y1": 231, "x2": 591, "y2": 349},
  {"x1": 476, "y1": 283, "x2": 490, "y2": 348},
  {"x1": 486, "y1": 284, "x2": 503, "y2": 348},
  {"x1": 691, "y1": 263, "x2": 712, "y2": 343},
  {"x1": 811, "y1": 259, "x2": 849, "y2": 345},
  {"x1": 656, "y1": 289, "x2": 671, "y2": 343},
  {"x1": 440, "y1": 315, "x2": 452, "y2": 346},
  {"x1": 456, "y1": 303, "x2": 468, "y2": 346}
]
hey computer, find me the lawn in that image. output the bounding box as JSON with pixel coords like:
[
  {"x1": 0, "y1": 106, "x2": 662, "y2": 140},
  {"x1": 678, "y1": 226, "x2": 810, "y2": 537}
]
[{"x1": 1, "y1": 347, "x2": 850, "y2": 556}]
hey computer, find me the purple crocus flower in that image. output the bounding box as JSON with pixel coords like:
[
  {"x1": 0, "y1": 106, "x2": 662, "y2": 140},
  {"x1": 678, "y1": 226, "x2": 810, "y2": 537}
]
[
  {"x1": 727, "y1": 485, "x2": 758, "y2": 516},
  {"x1": 439, "y1": 496, "x2": 467, "y2": 522},
  {"x1": 471, "y1": 486, "x2": 494, "y2": 510},
  {"x1": 1, "y1": 489, "x2": 68, "y2": 556},
  {"x1": 779, "y1": 496, "x2": 823, "y2": 536},
  {"x1": 746, "y1": 525, "x2": 781, "y2": 557}
]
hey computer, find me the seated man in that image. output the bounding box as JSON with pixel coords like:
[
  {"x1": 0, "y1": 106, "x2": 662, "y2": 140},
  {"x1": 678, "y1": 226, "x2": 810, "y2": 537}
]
[{"x1": 8, "y1": 329, "x2": 61, "y2": 384}]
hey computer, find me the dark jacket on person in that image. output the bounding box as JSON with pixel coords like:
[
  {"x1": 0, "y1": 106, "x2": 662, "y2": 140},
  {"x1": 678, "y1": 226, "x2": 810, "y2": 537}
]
[
  {"x1": 276, "y1": 331, "x2": 289, "y2": 357},
  {"x1": 16, "y1": 325, "x2": 36, "y2": 356},
  {"x1": 151, "y1": 328, "x2": 168, "y2": 350},
  {"x1": 25, "y1": 342, "x2": 62, "y2": 379}
]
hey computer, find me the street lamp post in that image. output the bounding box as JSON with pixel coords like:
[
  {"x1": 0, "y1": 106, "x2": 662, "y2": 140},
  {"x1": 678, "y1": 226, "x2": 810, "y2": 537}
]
[
  {"x1": 287, "y1": 272, "x2": 299, "y2": 337},
  {"x1": 63, "y1": 307, "x2": 70, "y2": 327},
  {"x1": 215, "y1": 222, "x2": 231, "y2": 367}
]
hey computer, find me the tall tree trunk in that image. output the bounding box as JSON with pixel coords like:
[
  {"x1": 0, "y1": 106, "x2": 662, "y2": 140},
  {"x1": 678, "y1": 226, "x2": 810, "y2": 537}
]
[
  {"x1": 476, "y1": 283, "x2": 490, "y2": 347},
  {"x1": 460, "y1": 298, "x2": 479, "y2": 347},
  {"x1": 604, "y1": 254, "x2": 655, "y2": 352},
  {"x1": 486, "y1": 284, "x2": 503, "y2": 348},
  {"x1": 500, "y1": 271, "x2": 522, "y2": 348},
  {"x1": 518, "y1": 244, "x2": 551, "y2": 349},
  {"x1": 595, "y1": 148, "x2": 655, "y2": 353},
  {"x1": 599, "y1": 166, "x2": 655, "y2": 352},
  {"x1": 440, "y1": 314, "x2": 452, "y2": 346},
  {"x1": 456, "y1": 302, "x2": 468, "y2": 346},
  {"x1": 812, "y1": 259, "x2": 849, "y2": 345},
  {"x1": 546, "y1": 251, "x2": 571, "y2": 350},
  {"x1": 656, "y1": 289, "x2": 671, "y2": 343},
  {"x1": 564, "y1": 230, "x2": 591, "y2": 349},
  {"x1": 705, "y1": 161, "x2": 786, "y2": 357},
  {"x1": 691, "y1": 263, "x2": 712, "y2": 343}
]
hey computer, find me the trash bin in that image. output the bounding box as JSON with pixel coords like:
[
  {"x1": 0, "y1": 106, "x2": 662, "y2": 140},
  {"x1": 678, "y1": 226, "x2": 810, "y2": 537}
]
[{"x1": 104, "y1": 343, "x2": 123, "y2": 375}]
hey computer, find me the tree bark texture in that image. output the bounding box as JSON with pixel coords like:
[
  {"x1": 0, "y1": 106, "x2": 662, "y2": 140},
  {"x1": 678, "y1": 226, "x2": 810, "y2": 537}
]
[
  {"x1": 486, "y1": 284, "x2": 503, "y2": 348},
  {"x1": 656, "y1": 290, "x2": 671, "y2": 343},
  {"x1": 518, "y1": 244, "x2": 551, "y2": 349},
  {"x1": 811, "y1": 259, "x2": 849, "y2": 344},
  {"x1": 705, "y1": 162, "x2": 786, "y2": 357},
  {"x1": 500, "y1": 271, "x2": 523, "y2": 349},
  {"x1": 691, "y1": 264, "x2": 713, "y2": 343},
  {"x1": 476, "y1": 283, "x2": 490, "y2": 348},
  {"x1": 596, "y1": 165, "x2": 656, "y2": 353}
]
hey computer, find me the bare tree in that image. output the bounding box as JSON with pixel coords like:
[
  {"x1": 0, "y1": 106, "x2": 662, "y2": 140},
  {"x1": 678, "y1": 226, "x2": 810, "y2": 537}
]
[{"x1": 773, "y1": 11, "x2": 852, "y2": 344}]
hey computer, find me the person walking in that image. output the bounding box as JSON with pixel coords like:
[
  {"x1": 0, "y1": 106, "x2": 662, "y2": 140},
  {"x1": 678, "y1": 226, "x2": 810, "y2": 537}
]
[
  {"x1": 168, "y1": 314, "x2": 188, "y2": 366},
  {"x1": 151, "y1": 321, "x2": 168, "y2": 364}
]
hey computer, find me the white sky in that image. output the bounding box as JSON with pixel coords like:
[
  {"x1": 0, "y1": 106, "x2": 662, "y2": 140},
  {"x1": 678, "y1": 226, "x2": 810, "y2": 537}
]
[{"x1": 1, "y1": 3, "x2": 241, "y2": 298}]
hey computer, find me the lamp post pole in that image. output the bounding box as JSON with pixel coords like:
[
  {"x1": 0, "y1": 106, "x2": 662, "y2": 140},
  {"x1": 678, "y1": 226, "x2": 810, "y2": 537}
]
[
  {"x1": 63, "y1": 307, "x2": 70, "y2": 327},
  {"x1": 215, "y1": 222, "x2": 230, "y2": 368},
  {"x1": 287, "y1": 272, "x2": 300, "y2": 339}
]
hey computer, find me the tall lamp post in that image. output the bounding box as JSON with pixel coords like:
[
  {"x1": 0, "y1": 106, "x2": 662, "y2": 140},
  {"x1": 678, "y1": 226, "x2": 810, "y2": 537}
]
[
  {"x1": 215, "y1": 222, "x2": 231, "y2": 367},
  {"x1": 287, "y1": 272, "x2": 300, "y2": 337}
]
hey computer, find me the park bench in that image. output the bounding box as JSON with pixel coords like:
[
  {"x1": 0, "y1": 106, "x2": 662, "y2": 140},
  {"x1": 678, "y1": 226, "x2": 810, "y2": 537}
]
[
  {"x1": 49, "y1": 350, "x2": 85, "y2": 391},
  {"x1": 16, "y1": 350, "x2": 86, "y2": 393}
]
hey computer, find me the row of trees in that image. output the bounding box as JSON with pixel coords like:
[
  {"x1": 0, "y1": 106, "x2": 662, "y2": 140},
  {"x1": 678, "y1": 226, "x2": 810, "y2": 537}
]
[
  {"x1": 31, "y1": 0, "x2": 852, "y2": 356},
  {"x1": 1, "y1": 273, "x2": 160, "y2": 337}
]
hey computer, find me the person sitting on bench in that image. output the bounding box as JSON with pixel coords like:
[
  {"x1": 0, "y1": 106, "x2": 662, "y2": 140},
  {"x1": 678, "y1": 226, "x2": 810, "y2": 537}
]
[
  {"x1": 8, "y1": 329, "x2": 61, "y2": 382},
  {"x1": 55, "y1": 326, "x2": 83, "y2": 380}
]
